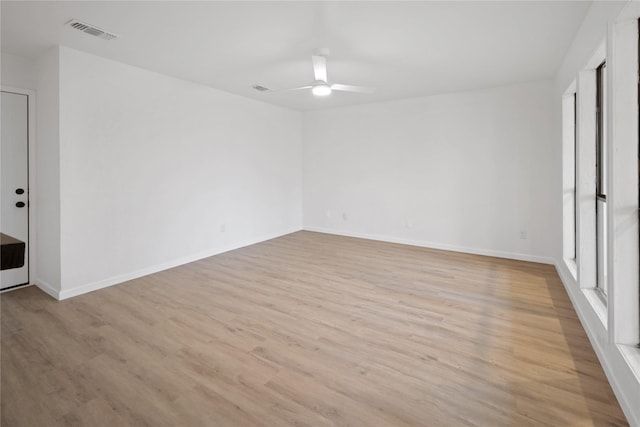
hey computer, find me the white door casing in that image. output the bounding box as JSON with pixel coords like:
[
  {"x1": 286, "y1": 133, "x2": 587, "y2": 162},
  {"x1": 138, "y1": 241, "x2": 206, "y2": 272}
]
[{"x1": 1, "y1": 90, "x2": 29, "y2": 288}]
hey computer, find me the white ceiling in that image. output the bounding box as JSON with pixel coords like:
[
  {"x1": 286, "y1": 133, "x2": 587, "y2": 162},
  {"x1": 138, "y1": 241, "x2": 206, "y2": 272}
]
[{"x1": 1, "y1": 1, "x2": 592, "y2": 111}]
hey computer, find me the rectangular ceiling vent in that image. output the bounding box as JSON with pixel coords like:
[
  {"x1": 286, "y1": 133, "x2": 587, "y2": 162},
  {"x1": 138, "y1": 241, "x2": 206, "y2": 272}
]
[
  {"x1": 66, "y1": 19, "x2": 118, "y2": 41},
  {"x1": 252, "y1": 85, "x2": 271, "y2": 92}
]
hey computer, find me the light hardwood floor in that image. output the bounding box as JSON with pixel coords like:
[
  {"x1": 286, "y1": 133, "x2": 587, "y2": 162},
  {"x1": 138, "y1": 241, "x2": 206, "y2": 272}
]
[{"x1": 1, "y1": 231, "x2": 628, "y2": 426}]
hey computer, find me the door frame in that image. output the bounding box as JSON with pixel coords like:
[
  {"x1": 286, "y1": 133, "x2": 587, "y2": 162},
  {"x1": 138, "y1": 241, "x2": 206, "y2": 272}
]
[{"x1": 2, "y1": 85, "x2": 37, "y2": 291}]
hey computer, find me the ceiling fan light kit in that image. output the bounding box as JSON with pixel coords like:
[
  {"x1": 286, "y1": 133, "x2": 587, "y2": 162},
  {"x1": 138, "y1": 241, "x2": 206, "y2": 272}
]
[
  {"x1": 311, "y1": 80, "x2": 332, "y2": 96},
  {"x1": 256, "y1": 49, "x2": 375, "y2": 98}
]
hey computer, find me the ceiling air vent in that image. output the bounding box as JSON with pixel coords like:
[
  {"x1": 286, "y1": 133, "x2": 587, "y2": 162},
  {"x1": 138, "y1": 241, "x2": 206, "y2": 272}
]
[
  {"x1": 252, "y1": 85, "x2": 270, "y2": 92},
  {"x1": 66, "y1": 19, "x2": 118, "y2": 41}
]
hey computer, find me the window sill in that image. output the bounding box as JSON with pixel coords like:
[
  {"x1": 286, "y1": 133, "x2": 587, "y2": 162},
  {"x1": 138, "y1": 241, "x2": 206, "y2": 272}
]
[
  {"x1": 564, "y1": 258, "x2": 577, "y2": 280},
  {"x1": 583, "y1": 288, "x2": 608, "y2": 329},
  {"x1": 619, "y1": 344, "x2": 640, "y2": 384}
]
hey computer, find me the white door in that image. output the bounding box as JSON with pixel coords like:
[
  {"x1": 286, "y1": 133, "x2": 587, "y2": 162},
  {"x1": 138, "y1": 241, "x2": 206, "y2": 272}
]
[{"x1": 1, "y1": 91, "x2": 29, "y2": 289}]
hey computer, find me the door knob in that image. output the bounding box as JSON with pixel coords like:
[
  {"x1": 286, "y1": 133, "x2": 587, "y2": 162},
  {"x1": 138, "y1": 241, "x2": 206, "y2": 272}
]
[
  {"x1": 15, "y1": 188, "x2": 24, "y2": 195},
  {"x1": 15, "y1": 202, "x2": 25, "y2": 208}
]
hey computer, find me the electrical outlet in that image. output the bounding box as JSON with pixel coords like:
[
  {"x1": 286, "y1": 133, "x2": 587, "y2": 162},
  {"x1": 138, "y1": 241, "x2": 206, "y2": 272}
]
[
  {"x1": 342, "y1": 212, "x2": 348, "y2": 221},
  {"x1": 519, "y1": 230, "x2": 527, "y2": 240}
]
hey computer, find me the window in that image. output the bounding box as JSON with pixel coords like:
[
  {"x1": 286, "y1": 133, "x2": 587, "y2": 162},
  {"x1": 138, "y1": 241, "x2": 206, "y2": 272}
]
[
  {"x1": 573, "y1": 92, "x2": 578, "y2": 260},
  {"x1": 596, "y1": 61, "x2": 608, "y2": 296},
  {"x1": 562, "y1": 88, "x2": 578, "y2": 266},
  {"x1": 560, "y1": 19, "x2": 640, "y2": 390}
]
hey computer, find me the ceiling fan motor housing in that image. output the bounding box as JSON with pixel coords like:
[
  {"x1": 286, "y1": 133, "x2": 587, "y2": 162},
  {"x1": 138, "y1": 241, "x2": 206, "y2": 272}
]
[{"x1": 312, "y1": 80, "x2": 332, "y2": 96}]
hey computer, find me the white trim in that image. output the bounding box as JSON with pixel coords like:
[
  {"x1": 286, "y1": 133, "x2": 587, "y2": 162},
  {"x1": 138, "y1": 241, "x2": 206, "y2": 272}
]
[
  {"x1": 561, "y1": 88, "x2": 577, "y2": 263},
  {"x1": 583, "y1": 288, "x2": 608, "y2": 328},
  {"x1": 1, "y1": 85, "x2": 37, "y2": 288},
  {"x1": 34, "y1": 278, "x2": 59, "y2": 300},
  {"x1": 555, "y1": 260, "x2": 640, "y2": 427},
  {"x1": 303, "y1": 226, "x2": 554, "y2": 265},
  {"x1": 585, "y1": 40, "x2": 607, "y2": 71},
  {"x1": 607, "y1": 17, "x2": 640, "y2": 346},
  {"x1": 57, "y1": 226, "x2": 302, "y2": 300},
  {"x1": 619, "y1": 344, "x2": 640, "y2": 385},
  {"x1": 563, "y1": 258, "x2": 577, "y2": 280}
]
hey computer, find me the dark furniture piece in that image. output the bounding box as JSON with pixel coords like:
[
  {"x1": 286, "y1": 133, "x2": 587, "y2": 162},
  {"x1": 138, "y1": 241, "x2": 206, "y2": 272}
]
[{"x1": 1, "y1": 233, "x2": 25, "y2": 270}]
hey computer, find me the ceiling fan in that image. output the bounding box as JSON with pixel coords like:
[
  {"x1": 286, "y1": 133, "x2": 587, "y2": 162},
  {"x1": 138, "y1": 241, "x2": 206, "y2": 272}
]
[{"x1": 257, "y1": 49, "x2": 375, "y2": 97}]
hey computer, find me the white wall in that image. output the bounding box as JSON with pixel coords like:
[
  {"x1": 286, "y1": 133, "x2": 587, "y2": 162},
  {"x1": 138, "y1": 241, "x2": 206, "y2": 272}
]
[
  {"x1": 1, "y1": 52, "x2": 36, "y2": 90},
  {"x1": 303, "y1": 80, "x2": 554, "y2": 263},
  {"x1": 35, "y1": 47, "x2": 62, "y2": 295},
  {"x1": 51, "y1": 47, "x2": 302, "y2": 298}
]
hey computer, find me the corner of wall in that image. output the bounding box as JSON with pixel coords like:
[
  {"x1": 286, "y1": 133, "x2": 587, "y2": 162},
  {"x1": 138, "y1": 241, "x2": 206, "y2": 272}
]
[
  {"x1": 34, "y1": 46, "x2": 62, "y2": 292},
  {"x1": 34, "y1": 279, "x2": 61, "y2": 300}
]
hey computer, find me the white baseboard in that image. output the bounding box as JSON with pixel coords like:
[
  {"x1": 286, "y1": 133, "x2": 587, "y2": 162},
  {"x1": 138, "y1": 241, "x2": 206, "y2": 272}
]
[
  {"x1": 555, "y1": 260, "x2": 640, "y2": 427},
  {"x1": 57, "y1": 226, "x2": 302, "y2": 300},
  {"x1": 303, "y1": 226, "x2": 554, "y2": 265},
  {"x1": 34, "y1": 278, "x2": 60, "y2": 299}
]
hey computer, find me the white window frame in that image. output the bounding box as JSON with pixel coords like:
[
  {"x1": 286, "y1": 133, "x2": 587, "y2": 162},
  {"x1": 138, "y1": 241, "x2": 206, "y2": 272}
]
[
  {"x1": 562, "y1": 83, "x2": 578, "y2": 277},
  {"x1": 606, "y1": 16, "x2": 640, "y2": 347}
]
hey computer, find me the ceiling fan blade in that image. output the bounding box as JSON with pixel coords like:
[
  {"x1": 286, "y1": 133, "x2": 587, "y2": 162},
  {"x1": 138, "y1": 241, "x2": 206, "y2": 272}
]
[
  {"x1": 312, "y1": 55, "x2": 328, "y2": 82},
  {"x1": 284, "y1": 85, "x2": 312, "y2": 91},
  {"x1": 268, "y1": 86, "x2": 312, "y2": 92},
  {"x1": 331, "y1": 83, "x2": 376, "y2": 94}
]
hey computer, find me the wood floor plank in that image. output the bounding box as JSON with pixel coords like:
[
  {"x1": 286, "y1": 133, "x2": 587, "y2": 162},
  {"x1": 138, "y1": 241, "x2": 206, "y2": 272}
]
[{"x1": 1, "y1": 231, "x2": 629, "y2": 426}]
